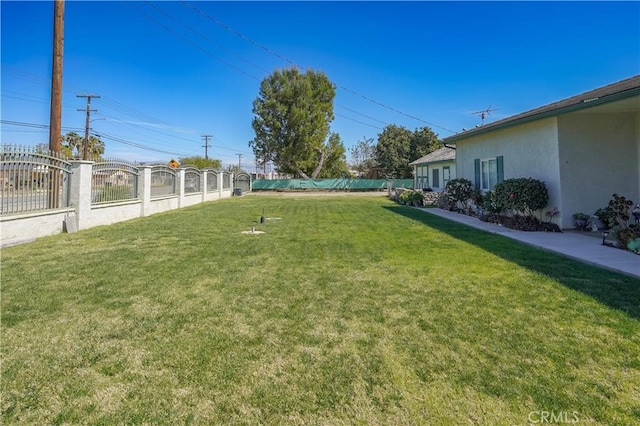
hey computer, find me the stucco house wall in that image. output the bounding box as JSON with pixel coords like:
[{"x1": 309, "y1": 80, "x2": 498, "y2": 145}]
[
  {"x1": 455, "y1": 117, "x2": 562, "y2": 216},
  {"x1": 557, "y1": 112, "x2": 640, "y2": 227},
  {"x1": 445, "y1": 76, "x2": 640, "y2": 229},
  {"x1": 414, "y1": 160, "x2": 456, "y2": 192}
]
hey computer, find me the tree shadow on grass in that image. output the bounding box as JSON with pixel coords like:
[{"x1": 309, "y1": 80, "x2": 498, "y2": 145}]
[{"x1": 384, "y1": 205, "x2": 640, "y2": 321}]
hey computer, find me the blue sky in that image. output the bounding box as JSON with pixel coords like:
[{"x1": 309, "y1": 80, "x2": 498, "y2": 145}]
[{"x1": 2, "y1": 1, "x2": 639, "y2": 169}]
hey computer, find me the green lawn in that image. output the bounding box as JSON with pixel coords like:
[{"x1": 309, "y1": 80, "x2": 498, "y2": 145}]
[{"x1": 2, "y1": 195, "x2": 639, "y2": 425}]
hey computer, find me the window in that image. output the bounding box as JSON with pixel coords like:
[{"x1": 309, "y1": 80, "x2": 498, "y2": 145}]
[
  {"x1": 443, "y1": 166, "x2": 451, "y2": 187},
  {"x1": 420, "y1": 166, "x2": 429, "y2": 187},
  {"x1": 432, "y1": 168, "x2": 440, "y2": 189},
  {"x1": 481, "y1": 159, "x2": 497, "y2": 190},
  {"x1": 474, "y1": 156, "x2": 503, "y2": 191}
]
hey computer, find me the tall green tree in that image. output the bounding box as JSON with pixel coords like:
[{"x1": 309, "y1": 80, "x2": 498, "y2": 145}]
[
  {"x1": 349, "y1": 136, "x2": 378, "y2": 178},
  {"x1": 317, "y1": 133, "x2": 348, "y2": 178},
  {"x1": 376, "y1": 125, "x2": 412, "y2": 178},
  {"x1": 179, "y1": 156, "x2": 222, "y2": 170},
  {"x1": 411, "y1": 126, "x2": 441, "y2": 161},
  {"x1": 250, "y1": 67, "x2": 336, "y2": 179},
  {"x1": 376, "y1": 125, "x2": 440, "y2": 178}
]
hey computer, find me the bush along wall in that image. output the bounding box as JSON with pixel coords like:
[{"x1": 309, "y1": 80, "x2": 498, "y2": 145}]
[
  {"x1": 438, "y1": 178, "x2": 477, "y2": 215},
  {"x1": 479, "y1": 178, "x2": 560, "y2": 232},
  {"x1": 606, "y1": 193, "x2": 640, "y2": 254}
]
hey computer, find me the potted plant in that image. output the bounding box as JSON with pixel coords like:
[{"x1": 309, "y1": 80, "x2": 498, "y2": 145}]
[{"x1": 572, "y1": 212, "x2": 591, "y2": 231}]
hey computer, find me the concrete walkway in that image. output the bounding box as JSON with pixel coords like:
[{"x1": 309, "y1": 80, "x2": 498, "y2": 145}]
[{"x1": 418, "y1": 208, "x2": 640, "y2": 279}]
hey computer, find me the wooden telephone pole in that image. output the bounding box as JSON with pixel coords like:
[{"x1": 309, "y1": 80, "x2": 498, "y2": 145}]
[
  {"x1": 49, "y1": 0, "x2": 64, "y2": 154},
  {"x1": 48, "y1": 0, "x2": 64, "y2": 208}
]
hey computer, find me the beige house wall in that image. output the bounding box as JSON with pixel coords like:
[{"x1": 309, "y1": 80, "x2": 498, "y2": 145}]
[
  {"x1": 557, "y1": 111, "x2": 639, "y2": 227},
  {"x1": 455, "y1": 117, "x2": 562, "y2": 221}
]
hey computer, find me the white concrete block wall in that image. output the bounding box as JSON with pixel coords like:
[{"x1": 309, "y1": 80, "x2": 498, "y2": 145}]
[{"x1": 0, "y1": 161, "x2": 239, "y2": 245}]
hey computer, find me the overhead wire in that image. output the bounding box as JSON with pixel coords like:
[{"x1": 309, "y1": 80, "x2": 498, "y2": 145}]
[
  {"x1": 137, "y1": 1, "x2": 390, "y2": 132},
  {"x1": 179, "y1": 0, "x2": 455, "y2": 134}
]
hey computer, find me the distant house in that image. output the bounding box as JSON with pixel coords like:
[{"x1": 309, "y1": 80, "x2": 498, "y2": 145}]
[
  {"x1": 442, "y1": 75, "x2": 640, "y2": 229},
  {"x1": 409, "y1": 146, "x2": 456, "y2": 192}
]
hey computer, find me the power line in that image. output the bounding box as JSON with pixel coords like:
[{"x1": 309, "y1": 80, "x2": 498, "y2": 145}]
[
  {"x1": 94, "y1": 131, "x2": 190, "y2": 157},
  {"x1": 334, "y1": 113, "x2": 383, "y2": 131},
  {"x1": 179, "y1": 0, "x2": 455, "y2": 134},
  {"x1": 128, "y1": 2, "x2": 261, "y2": 82},
  {"x1": 143, "y1": 1, "x2": 271, "y2": 75}
]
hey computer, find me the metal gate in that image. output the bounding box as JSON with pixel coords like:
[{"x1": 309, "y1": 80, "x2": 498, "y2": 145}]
[{"x1": 233, "y1": 172, "x2": 251, "y2": 195}]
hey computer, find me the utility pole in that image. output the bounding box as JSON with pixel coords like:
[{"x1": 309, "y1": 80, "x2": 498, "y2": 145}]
[
  {"x1": 49, "y1": 0, "x2": 64, "y2": 154},
  {"x1": 236, "y1": 153, "x2": 243, "y2": 170},
  {"x1": 48, "y1": 0, "x2": 64, "y2": 209},
  {"x1": 201, "y1": 134, "x2": 212, "y2": 160},
  {"x1": 77, "y1": 94, "x2": 100, "y2": 160}
]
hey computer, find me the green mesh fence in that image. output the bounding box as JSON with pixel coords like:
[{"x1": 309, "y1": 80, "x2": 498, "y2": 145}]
[{"x1": 252, "y1": 179, "x2": 413, "y2": 191}]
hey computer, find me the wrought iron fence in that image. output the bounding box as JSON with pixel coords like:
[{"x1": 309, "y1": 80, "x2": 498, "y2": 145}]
[
  {"x1": 151, "y1": 165, "x2": 176, "y2": 198},
  {"x1": 222, "y1": 171, "x2": 231, "y2": 189},
  {"x1": 183, "y1": 167, "x2": 201, "y2": 194},
  {"x1": 206, "y1": 170, "x2": 218, "y2": 192},
  {"x1": 91, "y1": 159, "x2": 139, "y2": 204},
  {"x1": 0, "y1": 144, "x2": 72, "y2": 215}
]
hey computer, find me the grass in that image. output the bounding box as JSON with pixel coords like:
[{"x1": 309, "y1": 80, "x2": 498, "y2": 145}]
[{"x1": 1, "y1": 195, "x2": 639, "y2": 425}]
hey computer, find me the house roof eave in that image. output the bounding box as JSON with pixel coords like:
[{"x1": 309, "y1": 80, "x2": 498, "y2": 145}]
[{"x1": 443, "y1": 81, "x2": 640, "y2": 144}]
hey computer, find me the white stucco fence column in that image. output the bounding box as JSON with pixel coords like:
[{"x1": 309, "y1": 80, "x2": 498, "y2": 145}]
[
  {"x1": 177, "y1": 168, "x2": 186, "y2": 207},
  {"x1": 201, "y1": 170, "x2": 207, "y2": 203},
  {"x1": 69, "y1": 160, "x2": 93, "y2": 230},
  {"x1": 139, "y1": 166, "x2": 152, "y2": 217}
]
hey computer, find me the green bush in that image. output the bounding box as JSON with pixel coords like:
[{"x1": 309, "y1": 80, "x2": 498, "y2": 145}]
[
  {"x1": 608, "y1": 193, "x2": 633, "y2": 228},
  {"x1": 491, "y1": 178, "x2": 549, "y2": 217},
  {"x1": 615, "y1": 224, "x2": 640, "y2": 253},
  {"x1": 444, "y1": 178, "x2": 474, "y2": 212},
  {"x1": 594, "y1": 207, "x2": 615, "y2": 230},
  {"x1": 445, "y1": 178, "x2": 474, "y2": 203},
  {"x1": 398, "y1": 190, "x2": 424, "y2": 206},
  {"x1": 481, "y1": 190, "x2": 504, "y2": 214}
]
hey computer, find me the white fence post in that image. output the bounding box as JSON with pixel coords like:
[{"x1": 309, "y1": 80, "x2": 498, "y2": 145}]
[
  {"x1": 139, "y1": 166, "x2": 151, "y2": 217},
  {"x1": 177, "y1": 168, "x2": 186, "y2": 207},
  {"x1": 218, "y1": 171, "x2": 224, "y2": 198},
  {"x1": 69, "y1": 160, "x2": 93, "y2": 230},
  {"x1": 201, "y1": 170, "x2": 207, "y2": 203}
]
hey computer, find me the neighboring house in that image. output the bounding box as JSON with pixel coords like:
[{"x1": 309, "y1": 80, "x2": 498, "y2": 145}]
[
  {"x1": 409, "y1": 146, "x2": 456, "y2": 192},
  {"x1": 442, "y1": 75, "x2": 640, "y2": 229}
]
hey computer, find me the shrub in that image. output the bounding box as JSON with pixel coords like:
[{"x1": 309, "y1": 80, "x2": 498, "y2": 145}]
[
  {"x1": 594, "y1": 207, "x2": 615, "y2": 230},
  {"x1": 437, "y1": 189, "x2": 456, "y2": 211},
  {"x1": 398, "y1": 189, "x2": 412, "y2": 205},
  {"x1": 615, "y1": 224, "x2": 640, "y2": 253},
  {"x1": 605, "y1": 194, "x2": 639, "y2": 252},
  {"x1": 397, "y1": 189, "x2": 424, "y2": 206},
  {"x1": 444, "y1": 178, "x2": 474, "y2": 212},
  {"x1": 409, "y1": 190, "x2": 425, "y2": 206},
  {"x1": 572, "y1": 212, "x2": 591, "y2": 231},
  {"x1": 480, "y1": 212, "x2": 561, "y2": 232},
  {"x1": 608, "y1": 193, "x2": 633, "y2": 228},
  {"x1": 481, "y1": 190, "x2": 504, "y2": 214},
  {"x1": 491, "y1": 178, "x2": 549, "y2": 218}
]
